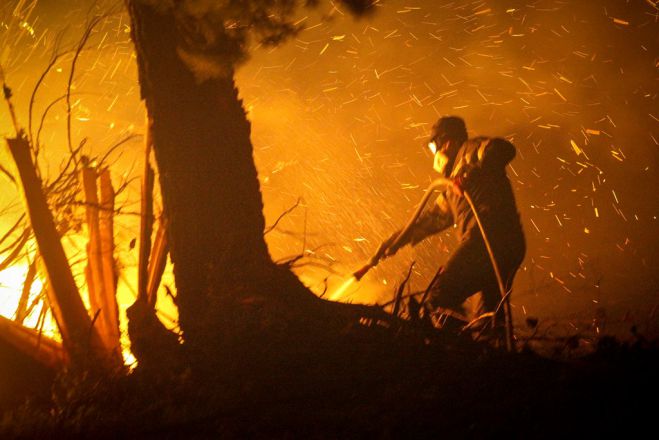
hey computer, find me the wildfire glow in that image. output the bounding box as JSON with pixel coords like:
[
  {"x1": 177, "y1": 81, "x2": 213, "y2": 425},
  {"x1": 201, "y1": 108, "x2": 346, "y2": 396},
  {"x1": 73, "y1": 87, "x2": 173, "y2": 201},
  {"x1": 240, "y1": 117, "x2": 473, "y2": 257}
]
[
  {"x1": 0, "y1": 265, "x2": 41, "y2": 317},
  {"x1": 0, "y1": 264, "x2": 59, "y2": 339},
  {"x1": 0, "y1": 0, "x2": 656, "y2": 359}
]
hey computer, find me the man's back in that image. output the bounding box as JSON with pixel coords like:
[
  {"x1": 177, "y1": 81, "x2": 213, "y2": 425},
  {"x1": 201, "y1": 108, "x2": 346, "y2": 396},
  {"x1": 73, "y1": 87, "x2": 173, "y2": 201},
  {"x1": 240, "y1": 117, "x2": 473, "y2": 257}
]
[{"x1": 443, "y1": 137, "x2": 524, "y2": 244}]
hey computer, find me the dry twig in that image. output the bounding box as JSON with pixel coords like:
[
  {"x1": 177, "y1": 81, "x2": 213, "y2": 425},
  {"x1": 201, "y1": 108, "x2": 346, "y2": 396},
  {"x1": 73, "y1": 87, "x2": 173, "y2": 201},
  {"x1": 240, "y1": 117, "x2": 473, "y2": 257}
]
[
  {"x1": 392, "y1": 262, "x2": 415, "y2": 318},
  {"x1": 264, "y1": 197, "x2": 302, "y2": 235}
]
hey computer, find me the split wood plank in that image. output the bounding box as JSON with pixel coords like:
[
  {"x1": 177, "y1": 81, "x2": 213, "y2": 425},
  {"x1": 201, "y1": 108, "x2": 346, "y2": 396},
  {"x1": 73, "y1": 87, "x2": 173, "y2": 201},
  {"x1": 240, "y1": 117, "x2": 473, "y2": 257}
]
[
  {"x1": 6, "y1": 135, "x2": 104, "y2": 362},
  {"x1": 81, "y1": 165, "x2": 122, "y2": 361},
  {"x1": 146, "y1": 217, "x2": 169, "y2": 307},
  {"x1": 137, "y1": 132, "x2": 154, "y2": 304},
  {"x1": 98, "y1": 169, "x2": 120, "y2": 355}
]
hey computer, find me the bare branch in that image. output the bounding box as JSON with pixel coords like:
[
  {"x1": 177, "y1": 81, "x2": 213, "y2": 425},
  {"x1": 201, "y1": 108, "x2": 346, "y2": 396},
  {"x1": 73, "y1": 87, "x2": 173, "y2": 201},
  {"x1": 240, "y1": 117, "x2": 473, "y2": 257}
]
[
  {"x1": 264, "y1": 197, "x2": 302, "y2": 235},
  {"x1": 46, "y1": 137, "x2": 87, "y2": 192},
  {"x1": 28, "y1": 29, "x2": 69, "y2": 150},
  {"x1": 113, "y1": 175, "x2": 140, "y2": 197},
  {"x1": 379, "y1": 290, "x2": 425, "y2": 309},
  {"x1": 274, "y1": 243, "x2": 335, "y2": 266},
  {"x1": 23, "y1": 289, "x2": 46, "y2": 325},
  {"x1": 288, "y1": 259, "x2": 342, "y2": 276},
  {"x1": 1, "y1": 63, "x2": 21, "y2": 136},
  {"x1": 392, "y1": 262, "x2": 415, "y2": 318},
  {"x1": 15, "y1": 256, "x2": 38, "y2": 323},
  {"x1": 97, "y1": 134, "x2": 142, "y2": 168},
  {"x1": 66, "y1": 14, "x2": 105, "y2": 160},
  {"x1": 36, "y1": 94, "x2": 67, "y2": 152},
  {"x1": 0, "y1": 213, "x2": 26, "y2": 247},
  {"x1": 0, "y1": 163, "x2": 16, "y2": 186},
  {"x1": 0, "y1": 228, "x2": 31, "y2": 272}
]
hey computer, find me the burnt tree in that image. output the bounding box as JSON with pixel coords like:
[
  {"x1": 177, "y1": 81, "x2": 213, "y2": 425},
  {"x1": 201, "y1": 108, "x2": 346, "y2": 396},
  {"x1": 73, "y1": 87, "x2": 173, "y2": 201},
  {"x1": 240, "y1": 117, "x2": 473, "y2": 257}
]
[{"x1": 125, "y1": 1, "x2": 376, "y2": 368}]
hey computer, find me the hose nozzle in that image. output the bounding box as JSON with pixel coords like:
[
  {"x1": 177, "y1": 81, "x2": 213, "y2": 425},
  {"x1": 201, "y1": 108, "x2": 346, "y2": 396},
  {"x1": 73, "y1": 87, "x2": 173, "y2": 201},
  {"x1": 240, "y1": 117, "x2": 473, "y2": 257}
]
[{"x1": 352, "y1": 263, "x2": 373, "y2": 281}]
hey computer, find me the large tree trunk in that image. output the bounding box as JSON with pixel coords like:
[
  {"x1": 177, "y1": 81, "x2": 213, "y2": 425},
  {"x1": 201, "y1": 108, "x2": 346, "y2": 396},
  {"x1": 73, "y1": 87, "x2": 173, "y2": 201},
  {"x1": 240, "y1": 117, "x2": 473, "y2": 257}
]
[
  {"x1": 126, "y1": 1, "x2": 279, "y2": 360},
  {"x1": 124, "y1": 2, "x2": 380, "y2": 376}
]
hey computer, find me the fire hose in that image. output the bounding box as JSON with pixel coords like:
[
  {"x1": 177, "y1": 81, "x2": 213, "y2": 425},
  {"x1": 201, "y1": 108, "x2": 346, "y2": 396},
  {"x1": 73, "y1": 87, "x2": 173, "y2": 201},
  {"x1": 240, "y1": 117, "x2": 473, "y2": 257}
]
[{"x1": 333, "y1": 177, "x2": 514, "y2": 351}]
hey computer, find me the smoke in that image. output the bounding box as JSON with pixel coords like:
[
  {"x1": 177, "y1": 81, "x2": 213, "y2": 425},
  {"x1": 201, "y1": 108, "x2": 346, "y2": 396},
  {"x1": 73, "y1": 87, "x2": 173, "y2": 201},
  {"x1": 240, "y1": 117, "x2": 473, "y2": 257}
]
[
  {"x1": 239, "y1": 0, "x2": 659, "y2": 322},
  {"x1": 137, "y1": 0, "x2": 377, "y2": 81}
]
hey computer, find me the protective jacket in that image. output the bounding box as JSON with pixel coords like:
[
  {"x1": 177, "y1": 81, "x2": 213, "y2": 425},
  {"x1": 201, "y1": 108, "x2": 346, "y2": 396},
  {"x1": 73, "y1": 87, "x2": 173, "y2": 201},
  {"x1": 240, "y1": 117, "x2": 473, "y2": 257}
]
[
  {"x1": 384, "y1": 136, "x2": 525, "y2": 319},
  {"x1": 392, "y1": 137, "x2": 524, "y2": 250}
]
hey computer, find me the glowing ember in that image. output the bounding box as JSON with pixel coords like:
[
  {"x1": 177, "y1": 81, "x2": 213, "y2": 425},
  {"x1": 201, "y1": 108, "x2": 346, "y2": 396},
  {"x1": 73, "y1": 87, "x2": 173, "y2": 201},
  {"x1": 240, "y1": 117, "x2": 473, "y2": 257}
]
[{"x1": 0, "y1": 264, "x2": 59, "y2": 339}]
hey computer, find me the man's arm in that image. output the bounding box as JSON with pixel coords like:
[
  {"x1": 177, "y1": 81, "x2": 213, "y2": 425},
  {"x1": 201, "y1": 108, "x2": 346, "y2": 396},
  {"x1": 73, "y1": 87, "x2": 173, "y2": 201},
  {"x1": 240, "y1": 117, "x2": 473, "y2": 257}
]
[{"x1": 380, "y1": 195, "x2": 454, "y2": 257}]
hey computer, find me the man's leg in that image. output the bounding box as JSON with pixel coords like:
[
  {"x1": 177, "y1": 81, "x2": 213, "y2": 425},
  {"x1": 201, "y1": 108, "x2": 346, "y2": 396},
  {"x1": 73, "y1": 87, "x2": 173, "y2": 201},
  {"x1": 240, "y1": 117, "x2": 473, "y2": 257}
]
[
  {"x1": 464, "y1": 287, "x2": 505, "y2": 342},
  {"x1": 426, "y1": 239, "x2": 491, "y2": 330},
  {"x1": 465, "y1": 236, "x2": 525, "y2": 343},
  {"x1": 463, "y1": 292, "x2": 485, "y2": 322}
]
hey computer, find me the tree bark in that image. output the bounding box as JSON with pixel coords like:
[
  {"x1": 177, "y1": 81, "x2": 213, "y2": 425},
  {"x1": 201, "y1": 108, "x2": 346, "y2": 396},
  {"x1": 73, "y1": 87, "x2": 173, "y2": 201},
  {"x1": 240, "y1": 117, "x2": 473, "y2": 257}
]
[
  {"x1": 124, "y1": 2, "x2": 380, "y2": 375},
  {"x1": 126, "y1": 1, "x2": 275, "y2": 359}
]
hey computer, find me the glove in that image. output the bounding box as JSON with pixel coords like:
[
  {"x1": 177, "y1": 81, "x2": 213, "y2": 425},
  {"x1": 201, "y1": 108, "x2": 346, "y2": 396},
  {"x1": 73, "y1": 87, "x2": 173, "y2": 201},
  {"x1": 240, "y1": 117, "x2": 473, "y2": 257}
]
[
  {"x1": 376, "y1": 231, "x2": 403, "y2": 261},
  {"x1": 353, "y1": 232, "x2": 402, "y2": 281}
]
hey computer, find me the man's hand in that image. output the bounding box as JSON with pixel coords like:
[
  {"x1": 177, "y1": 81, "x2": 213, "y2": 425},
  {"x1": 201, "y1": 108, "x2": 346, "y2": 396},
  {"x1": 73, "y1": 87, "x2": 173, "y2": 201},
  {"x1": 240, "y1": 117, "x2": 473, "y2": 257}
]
[
  {"x1": 352, "y1": 233, "x2": 401, "y2": 281},
  {"x1": 375, "y1": 231, "x2": 402, "y2": 261},
  {"x1": 451, "y1": 177, "x2": 464, "y2": 197}
]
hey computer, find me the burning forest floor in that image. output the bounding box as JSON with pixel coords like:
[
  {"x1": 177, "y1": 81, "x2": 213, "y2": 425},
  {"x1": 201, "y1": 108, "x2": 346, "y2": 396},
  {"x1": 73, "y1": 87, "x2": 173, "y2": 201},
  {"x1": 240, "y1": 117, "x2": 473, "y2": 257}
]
[{"x1": 0, "y1": 312, "x2": 657, "y2": 439}]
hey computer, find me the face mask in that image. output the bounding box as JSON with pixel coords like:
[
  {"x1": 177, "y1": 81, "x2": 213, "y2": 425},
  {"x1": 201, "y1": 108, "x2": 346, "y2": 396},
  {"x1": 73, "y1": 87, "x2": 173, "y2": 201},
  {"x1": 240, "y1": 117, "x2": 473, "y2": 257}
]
[
  {"x1": 430, "y1": 139, "x2": 450, "y2": 174},
  {"x1": 433, "y1": 151, "x2": 449, "y2": 174}
]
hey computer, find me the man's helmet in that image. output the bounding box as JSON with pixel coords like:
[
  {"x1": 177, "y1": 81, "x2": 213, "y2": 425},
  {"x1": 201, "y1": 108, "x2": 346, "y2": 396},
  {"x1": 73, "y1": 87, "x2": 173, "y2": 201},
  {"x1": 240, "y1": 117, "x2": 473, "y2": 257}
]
[{"x1": 430, "y1": 116, "x2": 468, "y2": 147}]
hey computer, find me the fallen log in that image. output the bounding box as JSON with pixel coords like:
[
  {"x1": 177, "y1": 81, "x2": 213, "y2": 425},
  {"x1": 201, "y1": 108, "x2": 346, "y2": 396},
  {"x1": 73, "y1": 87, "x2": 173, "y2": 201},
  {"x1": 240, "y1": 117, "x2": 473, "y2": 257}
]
[{"x1": 0, "y1": 314, "x2": 66, "y2": 369}]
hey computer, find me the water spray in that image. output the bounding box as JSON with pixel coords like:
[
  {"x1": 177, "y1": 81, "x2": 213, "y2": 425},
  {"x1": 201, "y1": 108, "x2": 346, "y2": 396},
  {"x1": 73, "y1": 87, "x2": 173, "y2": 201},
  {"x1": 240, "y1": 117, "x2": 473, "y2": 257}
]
[{"x1": 329, "y1": 177, "x2": 452, "y2": 301}]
